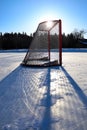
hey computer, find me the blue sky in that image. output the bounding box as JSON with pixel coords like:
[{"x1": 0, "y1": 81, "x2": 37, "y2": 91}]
[{"x1": 0, "y1": 0, "x2": 87, "y2": 37}]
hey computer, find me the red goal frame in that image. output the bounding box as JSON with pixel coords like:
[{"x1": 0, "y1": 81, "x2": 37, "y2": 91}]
[
  {"x1": 22, "y1": 19, "x2": 62, "y2": 67},
  {"x1": 47, "y1": 20, "x2": 62, "y2": 66}
]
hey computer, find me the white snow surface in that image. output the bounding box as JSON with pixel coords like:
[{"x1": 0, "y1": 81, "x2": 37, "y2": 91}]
[{"x1": 0, "y1": 49, "x2": 87, "y2": 130}]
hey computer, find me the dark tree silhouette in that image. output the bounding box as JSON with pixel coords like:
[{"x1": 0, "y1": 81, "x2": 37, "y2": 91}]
[{"x1": 0, "y1": 30, "x2": 87, "y2": 50}]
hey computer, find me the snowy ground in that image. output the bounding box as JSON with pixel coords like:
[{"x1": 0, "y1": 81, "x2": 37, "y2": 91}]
[{"x1": 0, "y1": 49, "x2": 87, "y2": 130}]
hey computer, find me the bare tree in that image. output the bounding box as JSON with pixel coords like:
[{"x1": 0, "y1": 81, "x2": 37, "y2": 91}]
[{"x1": 72, "y1": 29, "x2": 86, "y2": 39}]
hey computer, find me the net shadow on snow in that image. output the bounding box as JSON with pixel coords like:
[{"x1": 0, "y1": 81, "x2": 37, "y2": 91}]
[
  {"x1": 39, "y1": 66, "x2": 87, "y2": 130},
  {"x1": 39, "y1": 68, "x2": 52, "y2": 130},
  {"x1": 1, "y1": 65, "x2": 87, "y2": 130},
  {"x1": 61, "y1": 66, "x2": 87, "y2": 108},
  {"x1": 0, "y1": 66, "x2": 21, "y2": 93},
  {"x1": 0, "y1": 66, "x2": 38, "y2": 130},
  {"x1": 0, "y1": 65, "x2": 42, "y2": 130},
  {"x1": 38, "y1": 66, "x2": 60, "y2": 130},
  {"x1": 0, "y1": 65, "x2": 60, "y2": 130},
  {"x1": 0, "y1": 66, "x2": 20, "y2": 79},
  {"x1": 60, "y1": 66, "x2": 87, "y2": 130},
  {"x1": 0, "y1": 66, "x2": 22, "y2": 129}
]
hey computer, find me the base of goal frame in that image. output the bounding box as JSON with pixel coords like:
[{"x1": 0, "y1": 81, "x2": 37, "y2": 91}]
[{"x1": 21, "y1": 60, "x2": 61, "y2": 67}]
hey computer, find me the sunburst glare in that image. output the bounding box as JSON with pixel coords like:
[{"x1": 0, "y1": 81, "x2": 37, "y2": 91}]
[{"x1": 46, "y1": 21, "x2": 53, "y2": 28}]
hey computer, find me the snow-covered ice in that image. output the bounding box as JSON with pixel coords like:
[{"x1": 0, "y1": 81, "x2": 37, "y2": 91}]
[{"x1": 0, "y1": 49, "x2": 87, "y2": 130}]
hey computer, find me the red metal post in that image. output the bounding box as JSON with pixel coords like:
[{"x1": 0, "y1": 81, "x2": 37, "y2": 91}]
[{"x1": 59, "y1": 20, "x2": 62, "y2": 66}]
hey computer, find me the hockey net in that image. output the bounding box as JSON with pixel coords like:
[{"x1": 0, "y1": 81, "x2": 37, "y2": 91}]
[{"x1": 22, "y1": 20, "x2": 62, "y2": 67}]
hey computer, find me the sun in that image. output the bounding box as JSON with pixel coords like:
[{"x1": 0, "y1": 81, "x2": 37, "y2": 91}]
[{"x1": 46, "y1": 21, "x2": 53, "y2": 28}]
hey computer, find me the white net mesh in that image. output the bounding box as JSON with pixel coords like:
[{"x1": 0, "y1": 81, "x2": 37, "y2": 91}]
[{"x1": 23, "y1": 20, "x2": 62, "y2": 66}]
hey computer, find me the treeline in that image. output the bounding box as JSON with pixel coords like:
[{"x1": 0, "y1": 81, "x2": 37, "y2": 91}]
[
  {"x1": 62, "y1": 33, "x2": 81, "y2": 48},
  {"x1": 0, "y1": 32, "x2": 33, "y2": 50},
  {"x1": 62, "y1": 29, "x2": 87, "y2": 48},
  {"x1": 0, "y1": 29, "x2": 87, "y2": 50}
]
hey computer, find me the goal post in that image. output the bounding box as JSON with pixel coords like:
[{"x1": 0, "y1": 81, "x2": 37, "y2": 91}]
[
  {"x1": 59, "y1": 19, "x2": 62, "y2": 66},
  {"x1": 22, "y1": 20, "x2": 62, "y2": 67}
]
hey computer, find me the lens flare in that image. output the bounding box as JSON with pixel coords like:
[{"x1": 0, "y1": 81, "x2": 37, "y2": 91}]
[{"x1": 46, "y1": 21, "x2": 53, "y2": 28}]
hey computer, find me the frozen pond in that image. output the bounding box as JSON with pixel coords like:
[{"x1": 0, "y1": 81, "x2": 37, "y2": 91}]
[{"x1": 0, "y1": 49, "x2": 87, "y2": 130}]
